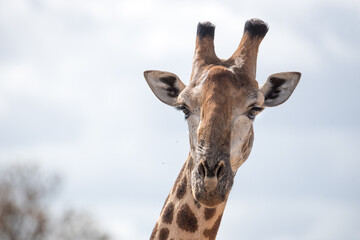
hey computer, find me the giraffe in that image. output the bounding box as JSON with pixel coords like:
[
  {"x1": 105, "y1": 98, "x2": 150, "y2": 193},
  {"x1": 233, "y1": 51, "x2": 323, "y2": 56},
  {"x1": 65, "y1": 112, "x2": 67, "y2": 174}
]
[{"x1": 144, "y1": 18, "x2": 301, "y2": 240}]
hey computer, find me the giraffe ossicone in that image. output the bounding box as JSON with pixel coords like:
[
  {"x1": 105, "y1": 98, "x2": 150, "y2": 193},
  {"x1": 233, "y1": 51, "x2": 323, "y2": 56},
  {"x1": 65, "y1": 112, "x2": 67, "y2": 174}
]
[{"x1": 144, "y1": 18, "x2": 301, "y2": 240}]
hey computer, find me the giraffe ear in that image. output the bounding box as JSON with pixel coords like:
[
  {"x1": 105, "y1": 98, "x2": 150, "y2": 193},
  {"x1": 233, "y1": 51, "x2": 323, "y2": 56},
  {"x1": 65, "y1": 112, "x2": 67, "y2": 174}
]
[
  {"x1": 144, "y1": 70, "x2": 186, "y2": 106},
  {"x1": 260, "y1": 72, "x2": 301, "y2": 107}
]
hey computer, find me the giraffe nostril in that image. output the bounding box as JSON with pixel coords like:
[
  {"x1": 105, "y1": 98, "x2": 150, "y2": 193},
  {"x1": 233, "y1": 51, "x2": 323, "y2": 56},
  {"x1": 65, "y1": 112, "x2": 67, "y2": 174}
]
[
  {"x1": 216, "y1": 162, "x2": 225, "y2": 180},
  {"x1": 198, "y1": 162, "x2": 206, "y2": 179}
]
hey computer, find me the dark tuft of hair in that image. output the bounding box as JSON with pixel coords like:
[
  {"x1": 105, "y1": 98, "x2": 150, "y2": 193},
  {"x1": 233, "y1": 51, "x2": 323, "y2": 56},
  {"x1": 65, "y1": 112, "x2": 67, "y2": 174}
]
[
  {"x1": 244, "y1": 18, "x2": 269, "y2": 38},
  {"x1": 197, "y1": 21, "x2": 215, "y2": 40}
]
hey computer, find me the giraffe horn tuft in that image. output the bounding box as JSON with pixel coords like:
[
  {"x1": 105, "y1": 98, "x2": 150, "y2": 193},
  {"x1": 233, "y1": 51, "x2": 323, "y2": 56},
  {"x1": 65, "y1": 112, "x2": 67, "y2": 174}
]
[
  {"x1": 192, "y1": 21, "x2": 219, "y2": 68},
  {"x1": 197, "y1": 22, "x2": 215, "y2": 40}
]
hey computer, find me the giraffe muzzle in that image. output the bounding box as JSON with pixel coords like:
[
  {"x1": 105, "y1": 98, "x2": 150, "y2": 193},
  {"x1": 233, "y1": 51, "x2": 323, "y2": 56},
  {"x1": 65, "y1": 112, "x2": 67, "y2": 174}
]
[{"x1": 191, "y1": 158, "x2": 234, "y2": 207}]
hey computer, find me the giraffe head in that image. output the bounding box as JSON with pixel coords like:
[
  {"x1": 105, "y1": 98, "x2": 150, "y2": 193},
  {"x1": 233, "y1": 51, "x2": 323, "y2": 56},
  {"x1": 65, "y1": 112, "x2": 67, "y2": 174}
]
[{"x1": 144, "y1": 19, "x2": 300, "y2": 208}]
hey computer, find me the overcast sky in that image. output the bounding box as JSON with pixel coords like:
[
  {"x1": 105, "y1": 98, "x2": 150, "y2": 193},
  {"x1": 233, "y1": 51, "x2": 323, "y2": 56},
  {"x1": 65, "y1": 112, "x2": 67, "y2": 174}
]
[{"x1": 1, "y1": 0, "x2": 360, "y2": 239}]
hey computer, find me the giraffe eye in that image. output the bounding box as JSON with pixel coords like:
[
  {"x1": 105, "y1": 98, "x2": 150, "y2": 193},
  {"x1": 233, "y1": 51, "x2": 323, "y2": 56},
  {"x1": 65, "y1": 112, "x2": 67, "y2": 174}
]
[
  {"x1": 247, "y1": 107, "x2": 263, "y2": 120},
  {"x1": 177, "y1": 105, "x2": 191, "y2": 119},
  {"x1": 247, "y1": 110, "x2": 256, "y2": 119}
]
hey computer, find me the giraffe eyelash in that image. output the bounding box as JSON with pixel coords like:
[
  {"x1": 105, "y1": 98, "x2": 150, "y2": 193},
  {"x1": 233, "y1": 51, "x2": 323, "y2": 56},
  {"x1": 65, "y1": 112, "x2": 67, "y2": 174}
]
[
  {"x1": 247, "y1": 107, "x2": 264, "y2": 119},
  {"x1": 176, "y1": 104, "x2": 191, "y2": 119}
]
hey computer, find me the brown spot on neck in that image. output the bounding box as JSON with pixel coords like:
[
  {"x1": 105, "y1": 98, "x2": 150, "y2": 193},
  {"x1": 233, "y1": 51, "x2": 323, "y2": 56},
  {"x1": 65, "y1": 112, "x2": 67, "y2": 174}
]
[
  {"x1": 171, "y1": 162, "x2": 186, "y2": 195},
  {"x1": 204, "y1": 207, "x2": 216, "y2": 220},
  {"x1": 159, "y1": 228, "x2": 169, "y2": 240},
  {"x1": 176, "y1": 204, "x2": 198, "y2": 233},
  {"x1": 162, "y1": 203, "x2": 174, "y2": 224},
  {"x1": 203, "y1": 214, "x2": 223, "y2": 240},
  {"x1": 176, "y1": 176, "x2": 187, "y2": 199}
]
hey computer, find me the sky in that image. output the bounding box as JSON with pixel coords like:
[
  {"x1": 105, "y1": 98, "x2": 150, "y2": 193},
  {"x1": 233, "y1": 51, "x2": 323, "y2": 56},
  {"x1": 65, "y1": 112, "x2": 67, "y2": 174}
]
[{"x1": 0, "y1": 0, "x2": 360, "y2": 239}]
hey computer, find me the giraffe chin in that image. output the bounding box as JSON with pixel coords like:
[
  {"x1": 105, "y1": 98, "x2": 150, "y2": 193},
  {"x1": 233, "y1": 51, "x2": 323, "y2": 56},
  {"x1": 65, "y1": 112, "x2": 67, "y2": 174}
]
[{"x1": 192, "y1": 189, "x2": 228, "y2": 208}]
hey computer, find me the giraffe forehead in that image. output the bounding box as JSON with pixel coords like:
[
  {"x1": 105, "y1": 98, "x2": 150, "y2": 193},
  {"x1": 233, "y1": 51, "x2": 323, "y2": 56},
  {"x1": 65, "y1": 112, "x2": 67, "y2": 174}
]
[{"x1": 183, "y1": 66, "x2": 260, "y2": 108}]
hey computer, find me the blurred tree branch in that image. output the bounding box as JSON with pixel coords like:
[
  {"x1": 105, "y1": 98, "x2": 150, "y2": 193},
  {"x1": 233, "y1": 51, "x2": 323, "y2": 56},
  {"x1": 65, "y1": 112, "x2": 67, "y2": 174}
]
[{"x1": 0, "y1": 164, "x2": 110, "y2": 240}]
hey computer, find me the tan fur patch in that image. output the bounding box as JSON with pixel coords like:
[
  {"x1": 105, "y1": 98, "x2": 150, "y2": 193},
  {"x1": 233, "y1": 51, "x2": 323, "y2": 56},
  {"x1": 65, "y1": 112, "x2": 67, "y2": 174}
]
[
  {"x1": 203, "y1": 214, "x2": 223, "y2": 240},
  {"x1": 150, "y1": 222, "x2": 158, "y2": 240}
]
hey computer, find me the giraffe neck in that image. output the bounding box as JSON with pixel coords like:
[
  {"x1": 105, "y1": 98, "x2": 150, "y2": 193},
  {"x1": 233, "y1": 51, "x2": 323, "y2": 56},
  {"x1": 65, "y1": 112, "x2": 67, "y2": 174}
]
[{"x1": 150, "y1": 154, "x2": 227, "y2": 240}]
